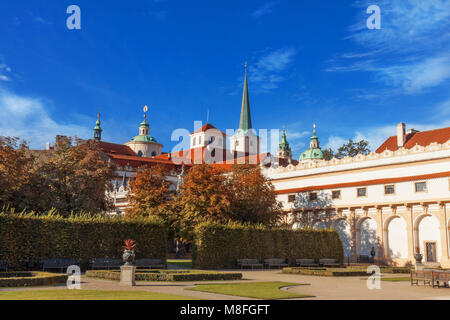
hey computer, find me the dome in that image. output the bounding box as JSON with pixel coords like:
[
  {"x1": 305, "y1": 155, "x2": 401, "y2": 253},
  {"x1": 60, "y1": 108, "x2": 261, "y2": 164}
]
[
  {"x1": 299, "y1": 148, "x2": 324, "y2": 160},
  {"x1": 130, "y1": 135, "x2": 158, "y2": 143}
]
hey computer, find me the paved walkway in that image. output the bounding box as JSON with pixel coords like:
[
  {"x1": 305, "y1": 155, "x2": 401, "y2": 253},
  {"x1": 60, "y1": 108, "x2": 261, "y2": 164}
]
[{"x1": 2, "y1": 270, "x2": 450, "y2": 300}]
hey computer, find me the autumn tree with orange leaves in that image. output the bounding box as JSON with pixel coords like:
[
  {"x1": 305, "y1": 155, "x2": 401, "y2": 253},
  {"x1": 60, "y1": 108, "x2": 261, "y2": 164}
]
[{"x1": 126, "y1": 164, "x2": 176, "y2": 220}]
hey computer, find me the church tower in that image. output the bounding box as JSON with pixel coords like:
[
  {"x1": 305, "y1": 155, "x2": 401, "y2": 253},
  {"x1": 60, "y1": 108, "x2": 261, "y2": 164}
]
[
  {"x1": 230, "y1": 63, "x2": 260, "y2": 155},
  {"x1": 94, "y1": 113, "x2": 102, "y2": 141},
  {"x1": 278, "y1": 127, "x2": 292, "y2": 161},
  {"x1": 125, "y1": 106, "x2": 163, "y2": 157},
  {"x1": 299, "y1": 124, "x2": 324, "y2": 162}
]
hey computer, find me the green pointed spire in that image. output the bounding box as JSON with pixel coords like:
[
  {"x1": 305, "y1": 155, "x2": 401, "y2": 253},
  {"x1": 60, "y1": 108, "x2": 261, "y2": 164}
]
[
  {"x1": 239, "y1": 63, "x2": 252, "y2": 131},
  {"x1": 94, "y1": 113, "x2": 102, "y2": 141},
  {"x1": 279, "y1": 127, "x2": 291, "y2": 152}
]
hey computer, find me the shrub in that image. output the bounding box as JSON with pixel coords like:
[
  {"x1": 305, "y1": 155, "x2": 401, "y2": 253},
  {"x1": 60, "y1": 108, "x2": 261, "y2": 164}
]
[
  {"x1": 282, "y1": 267, "x2": 368, "y2": 277},
  {"x1": 0, "y1": 271, "x2": 68, "y2": 287},
  {"x1": 192, "y1": 222, "x2": 344, "y2": 269},
  {"x1": 85, "y1": 269, "x2": 243, "y2": 281},
  {"x1": 0, "y1": 212, "x2": 167, "y2": 271}
]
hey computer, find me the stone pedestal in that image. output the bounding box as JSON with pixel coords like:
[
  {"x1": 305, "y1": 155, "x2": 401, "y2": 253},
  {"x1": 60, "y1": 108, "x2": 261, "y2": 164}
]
[
  {"x1": 120, "y1": 265, "x2": 136, "y2": 286},
  {"x1": 415, "y1": 263, "x2": 424, "y2": 271}
]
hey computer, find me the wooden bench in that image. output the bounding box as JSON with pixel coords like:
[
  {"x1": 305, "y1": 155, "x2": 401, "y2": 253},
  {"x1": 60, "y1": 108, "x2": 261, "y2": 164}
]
[
  {"x1": 41, "y1": 259, "x2": 78, "y2": 272},
  {"x1": 295, "y1": 259, "x2": 319, "y2": 267},
  {"x1": 237, "y1": 259, "x2": 263, "y2": 270},
  {"x1": 89, "y1": 258, "x2": 122, "y2": 270},
  {"x1": 0, "y1": 259, "x2": 7, "y2": 272},
  {"x1": 264, "y1": 259, "x2": 289, "y2": 269},
  {"x1": 430, "y1": 270, "x2": 450, "y2": 288},
  {"x1": 135, "y1": 259, "x2": 166, "y2": 269},
  {"x1": 319, "y1": 258, "x2": 340, "y2": 268},
  {"x1": 410, "y1": 270, "x2": 433, "y2": 286}
]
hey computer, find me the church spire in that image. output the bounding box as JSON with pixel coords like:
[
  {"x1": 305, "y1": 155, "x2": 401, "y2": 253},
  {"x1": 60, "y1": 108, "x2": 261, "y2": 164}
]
[
  {"x1": 278, "y1": 126, "x2": 292, "y2": 161},
  {"x1": 239, "y1": 62, "x2": 252, "y2": 131},
  {"x1": 94, "y1": 113, "x2": 102, "y2": 141}
]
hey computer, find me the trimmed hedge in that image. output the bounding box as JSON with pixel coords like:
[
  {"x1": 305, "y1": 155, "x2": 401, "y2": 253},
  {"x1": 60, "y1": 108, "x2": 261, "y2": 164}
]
[
  {"x1": 282, "y1": 267, "x2": 368, "y2": 277},
  {"x1": 85, "y1": 269, "x2": 243, "y2": 281},
  {"x1": 0, "y1": 271, "x2": 68, "y2": 287},
  {"x1": 192, "y1": 222, "x2": 344, "y2": 269},
  {"x1": 0, "y1": 213, "x2": 167, "y2": 271}
]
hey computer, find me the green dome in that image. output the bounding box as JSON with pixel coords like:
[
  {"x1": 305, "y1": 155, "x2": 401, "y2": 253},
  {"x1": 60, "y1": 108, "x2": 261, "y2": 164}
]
[
  {"x1": 299, "y1": 148, "x2": 324, "y2": 160},
  {"x1": 131, "y1": 135, "x2": 158, "y2": 143}
]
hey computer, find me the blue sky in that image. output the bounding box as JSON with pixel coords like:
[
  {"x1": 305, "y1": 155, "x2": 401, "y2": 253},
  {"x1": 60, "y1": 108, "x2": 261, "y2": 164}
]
[{"x1": 0, "y1": 0, "x2": 449, "y2": 158}]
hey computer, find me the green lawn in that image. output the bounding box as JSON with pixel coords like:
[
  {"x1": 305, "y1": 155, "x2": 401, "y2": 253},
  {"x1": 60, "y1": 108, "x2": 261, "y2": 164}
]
[
  {"x1": 0, "y1": 289, "x2": 197, "y2": 300},
  {"x1": 167, "y1": 259, "x2": 192, "y2": 268},
  {"x1": 188, "y1": 281, "x2": 313, "y2": 300}
]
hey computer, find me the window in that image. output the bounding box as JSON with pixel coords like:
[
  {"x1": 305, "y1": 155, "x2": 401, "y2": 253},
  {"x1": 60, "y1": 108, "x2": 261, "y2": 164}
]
[
  {"x1": 198, "y1": 137, "x2": 202, "y2": 145},
  {"x1": 288, "y1": 195, "x2": 296, "y2": 203},
  {"x1": 415, "y1": 182, "x2": 427, "y2": 192},
  {"x1": 151, "y1": 151, "x2": 157, "y2": 157},
  {"x1": 309, "y1": 192, "x2": 318, "y2": 201},
  {"x1": 357, "y1": 188, "x2": 367, "y2": 197},
  {"x1": 193, "y1": 137, "x2": 196, "y2": 146},
  {"x1": 385, "y1": 185, "x2": 395, "y2": 195},
  {"x1": 332, "y1": 190, "x2": 341, "y2": 199},
  {"x1": 137, "y1": 150, "x2": 143, "y2": 157}
]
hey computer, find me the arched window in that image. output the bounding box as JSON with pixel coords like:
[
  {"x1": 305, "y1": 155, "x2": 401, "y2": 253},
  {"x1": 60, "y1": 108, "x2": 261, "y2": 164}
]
[
  {"x1": 137, "y1": 150, "x2": 143, "y2": 157},
  {"x1": 193, "y1": 137, "x2": 196, "y2": 146},
  {"x1": 151, "y1": 151, "x2": 157, "y2": 157}
]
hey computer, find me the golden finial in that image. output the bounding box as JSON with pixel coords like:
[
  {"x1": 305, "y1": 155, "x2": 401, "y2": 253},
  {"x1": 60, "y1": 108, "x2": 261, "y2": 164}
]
[
  {"x1": 245, "y1": 61, "x2": 248, "y2": 69},
  {"x1": 143, "y1": 105, "x2": 148, "y2": 119}
]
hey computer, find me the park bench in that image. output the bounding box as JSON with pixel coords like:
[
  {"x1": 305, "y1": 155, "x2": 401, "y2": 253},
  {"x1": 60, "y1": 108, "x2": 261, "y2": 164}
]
[
  {"x1": 264, "y1": 258, "x2": 289, "y2": 269},
  {"x1": 430, "y1": 270, "x2": 450, "y2": 288},
  {"x1": 410, "y1": 270, "x2": 433, "y2": 287},
  {"x1": 319, "y1": 258, "x2": 341, "y2": 268},
  {"x1": 295, "y1": 259, "x2": 319, "y2": 267},
  {"x1": 41, "y1": 259, "x2": 78, "y2": 272},
  {"x1": 237, "y1": 259, "x2": 263, "y2": 270},
  {"x1": 0, "y1": 260, "x2": 7, "y2": 272},
  {"x1": 357, "y1": 255, "x2": 372, "y2": 263},
  {"x1": 89, "y1": 258, "x2": 122, "y2": 270},
  {"x1": 135, "y1": 258, "x2": 166, "y2": 269}
]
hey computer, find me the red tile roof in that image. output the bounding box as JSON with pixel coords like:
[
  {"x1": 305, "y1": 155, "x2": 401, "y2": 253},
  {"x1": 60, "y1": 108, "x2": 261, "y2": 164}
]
[
  {"x1": 191, "y1": 123, "x2": 227, "y2": 135},
  {"x1": 98, "y1": 141, "x2": 136, "y2": 156},
  {"x1": 376, "y1": 127, "x2": 450, "y2": 153},
  {"x1": 107, "y1": 153, "x2": 188, "y2": 169}
]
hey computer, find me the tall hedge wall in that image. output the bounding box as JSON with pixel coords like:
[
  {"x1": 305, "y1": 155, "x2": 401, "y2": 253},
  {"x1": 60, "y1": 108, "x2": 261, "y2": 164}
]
[
  {"x1": 192, "y1": 222, "x2": 344, "y2": 269},
  {"x1": 0, "y1": 213, "x2": 167, "y2": 271}
]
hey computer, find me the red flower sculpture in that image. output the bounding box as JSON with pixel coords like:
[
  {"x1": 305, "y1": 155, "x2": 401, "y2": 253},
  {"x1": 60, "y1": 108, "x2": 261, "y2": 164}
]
[{"x1": 123, "y1": 239, "x2": 136, "y2": 251}]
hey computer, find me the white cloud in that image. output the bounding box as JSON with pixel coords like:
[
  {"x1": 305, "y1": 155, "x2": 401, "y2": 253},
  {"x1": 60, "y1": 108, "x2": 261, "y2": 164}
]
[
  {"x1": 249, "y1": 48, "x2": 296, "y2": 91},
  {"x1": 252, "y1": 2, "x2": 277, "y2": 18},
  {"x1": 0, "y1": 88, "x2": 92, "y2": 149},
  {"x1": 328, "y1": 0, "x2": 450, "y2": 94},
  {"x1": 377, "y1": 56, "x2": 450, "y2": 93},
  {"x1": 0, "y1": 64, "x2": 11, "y2": 82}
]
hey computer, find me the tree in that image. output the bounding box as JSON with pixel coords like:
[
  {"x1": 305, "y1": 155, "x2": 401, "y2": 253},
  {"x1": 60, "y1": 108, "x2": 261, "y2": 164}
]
[
  {"x1": 324, "y1": 139, "x2": 371, "y2": 160},
  {"x1": 228, "y1": 164, "x2": 282, "y2": 226},
  {"x1": 30, "y1": 138, "x2": 116, "y2": 215},
  {"x1": 322, "y1": 148, "x2": 334, "y2": 161},
  {"x1": 0, "y1": 137, "x2": 34, "y2": 210},
  {"x1": 176, "y1": 164, "x2": 232, "y2": 239},
  {"x1": 126, "y1": 164, "x2": 175, "y2": 220}
]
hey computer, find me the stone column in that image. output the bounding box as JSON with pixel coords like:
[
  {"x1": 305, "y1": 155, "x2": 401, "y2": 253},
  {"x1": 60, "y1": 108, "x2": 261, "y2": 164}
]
[
  {"x1": 376, "y1": 206, "x2": 384, "y2": 259},
  {"x1": 349, "y1": 208, "x2": 357, "y2": 262},
  {"x1": 405, "y1": 204, "x2": 415, "y2": 262},
  {"x1": 120, "y1": 265, "x2": 136, "y2": 286},
  {"x1": 438, "y1": 202, "x2": 449, "y2": 267}
]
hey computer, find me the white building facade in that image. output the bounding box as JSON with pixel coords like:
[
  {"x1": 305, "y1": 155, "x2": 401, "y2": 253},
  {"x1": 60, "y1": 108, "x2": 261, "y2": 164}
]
[{"x1": 264, "y1": 123, "x2": 450, "y2": 268}]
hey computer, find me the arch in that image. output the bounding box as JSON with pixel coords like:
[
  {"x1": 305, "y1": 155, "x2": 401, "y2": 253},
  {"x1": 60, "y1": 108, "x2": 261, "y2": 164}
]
[
  {"x1": 417, "y1": 214, "x2": 441, "y2": 262},
  {"x1": 332, "y1": 218, "x2": 351, "y2": 258},
  {"x1": 386, "y1": 216, "x2": 408, "y2": 259},
  {"x1": 312, "y1": 220, "x2": 327, "y2": 230},
  {"x1": 357, "y1": 217, "x2": 378, "y2": 256}
]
